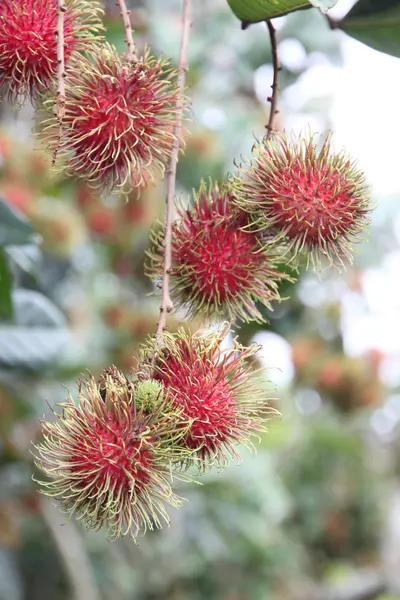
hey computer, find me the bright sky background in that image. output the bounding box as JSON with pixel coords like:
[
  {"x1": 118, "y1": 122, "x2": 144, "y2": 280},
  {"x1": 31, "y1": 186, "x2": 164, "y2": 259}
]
[{"x1": 255, "y1": 0, "x2": 400, "y2": 398}]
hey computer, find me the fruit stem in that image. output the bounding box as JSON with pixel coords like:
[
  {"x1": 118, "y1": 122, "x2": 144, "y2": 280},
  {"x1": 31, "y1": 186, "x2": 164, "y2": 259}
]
[
  {"x1": 265, "y1": 19, "x2": 280, "y2": 140},
  {"x1": 116, "y1": 0, "x2": 137, "y2": 61},
  {"x1": 153, "y1": 0, "x2": 192, "y2": 361},
  {"x1": 52, "y1": 0, "x2": 67, "y2": 166}
]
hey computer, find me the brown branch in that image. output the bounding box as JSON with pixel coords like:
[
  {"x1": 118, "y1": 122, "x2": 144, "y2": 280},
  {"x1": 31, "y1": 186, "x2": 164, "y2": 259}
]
[
  {"x1": 265, "y1": 19, "x2": 280, "y2": 140},
  {"x1": 52, "y1": 0, "x2": 67, "y2": 166},
  {"x1": 116, "y1": 0, "x2": 136, "y2": 61},
  {"x1": 153, "y1": 0, "x2": 192, "y2": 358},
  {"x1": 8, "y1": 420, "x2": 101, "y2": 600},
  {"x1": 39, "y1": 499, "x2": 101, "y2": 600}
]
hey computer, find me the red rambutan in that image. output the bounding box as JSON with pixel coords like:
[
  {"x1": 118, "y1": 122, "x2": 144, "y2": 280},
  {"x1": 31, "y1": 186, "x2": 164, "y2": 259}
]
[
  {"x1": 234, "y1": 132, "x2": 371, "y2": 268},
  {"x1": 34, "y1": 367, "x2": 191, "y2": 539},
  {"x1": 1, "y1": 182, "x2": 33, "y2": 214},
  {"x1": 86, "y1": 205, "x2": 117, "y2": 237},
  {"x1": 147, "y1": 180, "x2": 293, "y2": 323},
  {"x1": 0, "y1": 0, "x2": 103, "y2": 102},
  {"x1": 140, "y1": 325, "x2": 278, "y2": 469},
  {"x1": 43, "y1": 44, "x2": 184, "y2": 192}
]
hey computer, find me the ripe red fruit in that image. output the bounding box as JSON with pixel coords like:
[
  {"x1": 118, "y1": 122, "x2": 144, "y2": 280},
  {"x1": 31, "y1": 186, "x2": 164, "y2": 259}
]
[
  {"x1": 103, "y1": 305, "x2": 126, "y2": 330},
  {"x1": 317, "y1": 358, "x2": 344, "y2": 391},
  {"x1": 141, "y1": 326, "x2": 278, "y2": 469},
  {"x1": 147, "y1": 180, "x2": 293, "y2": 323},
  {"x1": 34, "y1": 368, "x2": 191, "y2": 539},
  {"x1": 0, "y1": 0, "x2": 103, "y2": 102},
  {"x1": 44, "y1": 44, "x2": 183, "y2": 192},
  {"x1": 1, "y1": 182, "x2": 33, "y2": 214},
  {"x1": 0, "y1": 134, "x2": 11, "y2": 159},
  {"x1": 123, "y1": 199, "x2": 146, "y2": 225},
  {"x1": 234, "y1": 132, "x2": 371, "y2": 268},
  {"x1": 76, "y1": 184, "x2": 98, "y2": 209},
  {"x1": 86, "y1": 205, "x2": 117, "y2": 237}
]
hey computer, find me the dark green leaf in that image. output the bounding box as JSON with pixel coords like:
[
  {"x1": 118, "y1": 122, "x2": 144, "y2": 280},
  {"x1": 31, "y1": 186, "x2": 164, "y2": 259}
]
[
  {"x1": 0, "y1": 290, "x2": 69, "y2": 370},
  {"x1": 0, "y1": 249, "x2": 13, "y2": 320},
  {"x1": 337, "y1": 0, "x2": 400, "y2": 58},
  {"x1": 0, "y1": 197, "x2": 35, "y2": 247},
  {"x1": 226, "y1": 0, "x2": 338, "y2": 23}
]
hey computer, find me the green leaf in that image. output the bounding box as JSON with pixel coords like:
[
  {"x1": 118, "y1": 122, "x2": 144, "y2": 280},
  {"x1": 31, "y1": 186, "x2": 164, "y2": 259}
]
[
  {"x1": 0, "y1": 197, "x2": 35, "y2": 247},
  {"x1": 226, "y1": 0, "x2": 339, "y2": 23},
  {"x1": 337, "y1": 0, "x2": 400, "y2": 58},
  {"x1": 0, "y1": 249, "x2": 13, "y2": 320}
]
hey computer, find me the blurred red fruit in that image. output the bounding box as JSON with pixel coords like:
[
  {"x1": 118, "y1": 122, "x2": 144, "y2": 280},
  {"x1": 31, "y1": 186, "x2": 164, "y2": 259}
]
[
  {"x1": 1, "y1": 182, "x2": 33, "y2": 214},
  {"x1": 87, "y1": 206, "x2": 117, "y2": 237},
  {"x1": 76, "y1": 184, "x2": 98, "y2": 209},
  {"x1": 123, "y1": 199, "x2": 145, "y2": 224}
]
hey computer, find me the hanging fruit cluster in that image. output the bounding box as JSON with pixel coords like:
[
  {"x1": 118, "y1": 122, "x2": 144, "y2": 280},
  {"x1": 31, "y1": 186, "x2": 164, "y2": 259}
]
[{"x1": 0, "y1": 0, "x2": 372, "y2": 539}]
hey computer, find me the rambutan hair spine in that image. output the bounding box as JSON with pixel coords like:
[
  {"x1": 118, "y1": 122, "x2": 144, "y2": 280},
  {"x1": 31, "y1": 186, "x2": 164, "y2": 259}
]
[
  {"x1": 33, "y1": 0, "x2": 196, "y2": 542},
  {"x1": 138, "y1": 323, "x2": 280, "y2": 471},
  {"x1": 146, "y1": 178, "x2": 296, "y2": 324},
  {"x1": 0, "y1": 0, "x2": 104, "y2": 104},
  {"x1": 232, "y1": 131, "x2": 372, "y2": 270},
  {"x1": 33, "y1": 367, "x2": 195, "y2": 540},
  {"x1": 152, "y1": 0, "x2": 192, "y2": 364},
  {"x1": 41, "y1": 44, "x2": 187, "y2": 193}
]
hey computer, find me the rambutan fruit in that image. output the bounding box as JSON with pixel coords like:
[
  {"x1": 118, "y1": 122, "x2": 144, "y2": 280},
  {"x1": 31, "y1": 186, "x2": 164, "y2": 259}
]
[
  {"x1": 1, "y1": 182, "x2": 33, "y2": 214},
  {"x1": 34, "y1": 367, "x2": 192, "y2": 540},
  {"x1": 43, "y1": 44, "x2": 184, "y2": 192},
  {"x1": 0, "y1": 0, "x2": 103, "y2": 102},
  {"x1": 86, "y1": 205, "x2": 117, "y2": 237},
  {"x1": 234, "y1": 132, "x2": 371, "y2": 268},
  {"x1": 147, "y1": 180, "x2": 293, "y2": 323},
  {"x1": 140, "y1": 325, "x2": 278, "y2": 469}
]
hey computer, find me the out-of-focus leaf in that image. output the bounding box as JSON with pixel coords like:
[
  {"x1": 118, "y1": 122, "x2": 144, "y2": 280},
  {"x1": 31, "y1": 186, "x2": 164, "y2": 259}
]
[
  {"x1": 226, "y1": 0, "x2": 338, "y2": 23},
  {"x1": 336, "y1": 0, "x2": 400, "y2": 58},
  {"x1": 0, "y1": 290, "x2": 69, "y2": 370},
  {"x1": 0, "y1": 250, "x2": 13, "y2": 320},
  {"x1": 5, "y1": 245, "x2": 42, "y2": 276},
  {"x1": 0, "y1": 548, "x2": 23, "y2": 600},
  {"x1": 0, "y1": 198, "x2": 35, "y2": 247}
]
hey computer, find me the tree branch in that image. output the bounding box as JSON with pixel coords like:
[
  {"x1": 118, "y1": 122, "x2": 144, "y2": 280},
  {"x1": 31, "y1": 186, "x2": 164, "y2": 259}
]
[
  {"x1": 116, "y1": 0, "x2": 136, "y2": 61},
  {"x1": 52, "y1": 0, "x2": 67, "y2": 166},
  {"x1": 265, "y1": 19, "x2": 280, "y2": 140},
  {"x1": 39, "y1": 499, "x2": 101, "y2": 600},
  {"x1": 153, "y1": 0, "x2": 192, "y2": 358}
]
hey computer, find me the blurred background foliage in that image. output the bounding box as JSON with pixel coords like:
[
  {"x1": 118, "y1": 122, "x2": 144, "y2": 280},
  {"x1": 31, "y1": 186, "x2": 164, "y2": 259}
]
[{"x1": 1, "y1": 0, "x2": 400, "y2": 599}]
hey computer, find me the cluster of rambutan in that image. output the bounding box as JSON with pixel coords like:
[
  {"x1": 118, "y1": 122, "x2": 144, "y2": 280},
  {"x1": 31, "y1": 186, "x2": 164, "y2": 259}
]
[
  {"x1": 0, "y1": 0, "x2": 184, "y2": 192},
  {"x1": 34, "y1": 327, "x2": 275, "y2": 539},
  {"x1": 147, "y1": 133, "x2": 371, "y2": 324},
  {"x1": 2, "y1": 0, "x2": 372, "y2": 540}
]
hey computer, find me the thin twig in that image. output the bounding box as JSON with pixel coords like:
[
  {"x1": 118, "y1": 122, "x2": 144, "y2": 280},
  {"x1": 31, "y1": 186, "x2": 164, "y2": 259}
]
[
  {"x1": 265, "y1": 19, "x2": 280, "y2": 140},
  {"x1": 153, "y1": 0, "x2": 192, "y2": 359},
  {"x1": 39, "y1": 499, "x2": 101, "y2": 600},
  {"x1": 116, "y1": 0, "x2": 136, "y2": 61},
  {"x1": 9, "y1": 419, "x2": 101, "y2": 600},
  {"x1": 52, "y1": 0, "x2": 67, "y2": 166}
]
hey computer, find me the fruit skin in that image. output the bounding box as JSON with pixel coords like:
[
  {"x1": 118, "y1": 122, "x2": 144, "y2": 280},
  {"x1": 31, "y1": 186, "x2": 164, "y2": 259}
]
[
  {"x1": 29, "y1": 197, "x2": 87, "y2": 256},
  {"x1": 33, "y1": 368, "x2": 192, "y2": 540},
  {"x1": 139, "y1": 325, "x2": 279, "y2": 470},
  {"x1": 86, "y1": 205, "x2": 117, "y2": 237},
  {"x1": 43, "y1": 43, "x2": 184, "y2": 193},
  {"x1": 291, "y1": 338, "x2": 383, "y2": 413},
  {"x1": 233, "y1": 132, "x2": 371, "y2": 269},
  {"x1": 0, "y1": 0, "x2": 103, "y2": 102},
  {"x1": 1, "y1": 182, "x2": 33, "y2": 214},
  {"x1": 147, "y1": 180, "x2": 295, "y2": 323}
]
